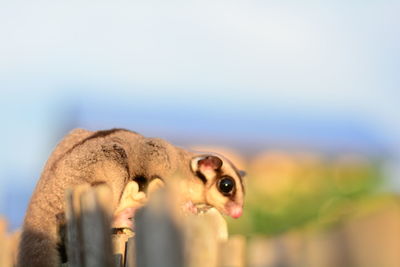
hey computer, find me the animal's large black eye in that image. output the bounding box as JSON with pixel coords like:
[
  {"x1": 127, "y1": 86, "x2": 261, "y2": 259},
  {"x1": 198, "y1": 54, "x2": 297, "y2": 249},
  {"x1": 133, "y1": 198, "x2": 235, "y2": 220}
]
[{"x1": 218, "y1": 176, "x2": 235, "y2": 195}]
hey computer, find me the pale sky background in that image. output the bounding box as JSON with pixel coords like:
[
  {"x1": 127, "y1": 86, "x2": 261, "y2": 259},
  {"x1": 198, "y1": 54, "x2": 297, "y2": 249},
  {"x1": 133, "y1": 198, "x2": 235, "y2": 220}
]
[{"x1": 0, "y1": 0, "x2": 399, "y2": 229}]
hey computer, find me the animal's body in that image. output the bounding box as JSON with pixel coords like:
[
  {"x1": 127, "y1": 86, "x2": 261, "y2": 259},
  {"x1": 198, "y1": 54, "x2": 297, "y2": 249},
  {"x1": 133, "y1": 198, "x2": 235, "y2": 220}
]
[{"x1": 17, "y1": 128, "x2": 244, "y2": 267}]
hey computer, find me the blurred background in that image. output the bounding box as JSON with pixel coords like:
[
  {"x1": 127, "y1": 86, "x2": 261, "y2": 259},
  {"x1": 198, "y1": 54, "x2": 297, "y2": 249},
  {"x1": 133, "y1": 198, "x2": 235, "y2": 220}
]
[{"x1": 1, "y1": 1, "x2": 399, "y2": 266}]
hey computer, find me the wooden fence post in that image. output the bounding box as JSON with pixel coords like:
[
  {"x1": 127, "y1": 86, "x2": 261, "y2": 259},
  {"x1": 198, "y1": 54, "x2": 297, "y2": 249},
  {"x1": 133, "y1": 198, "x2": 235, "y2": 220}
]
[
  {"x1": 247, "y1": 237, "x2": 278, "y2": 267},
  {"x1": 133, "y1": 189, "x2": 184, "y2": 267},
  {"x1": 124, "y1": 237, "x2": 136, "y2": 267},
  {"x1": 219, "y1": 235, "x2": 246, "y2": 267},
  {"x1": 0, "y1": 217, "x2": 11, "y2": 267},
  {"x1": 65, "y1": 185, "x2": 114, "y2": 267},
  {"x1": 80, "y1": 186, "x2": 113, "y2": 267},
  {"x1": 112, "y1": 232, "x2": 131, "y2": 267},
  {"x1": 65, "y1": 187, "x2": 85, "y2": 267},
  {"x1": 183, "y1": 208, "x2": 228, "y2": 267}
]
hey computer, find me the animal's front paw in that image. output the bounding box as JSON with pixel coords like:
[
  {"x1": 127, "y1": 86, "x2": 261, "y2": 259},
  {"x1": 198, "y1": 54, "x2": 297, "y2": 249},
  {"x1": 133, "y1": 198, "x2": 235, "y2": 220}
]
[
  {"x1": 112, "y1": 207, "x2": 136, "y2": 230},
  {"x1": 182, "y1": 201, "x2": 198, "y2": 215}
]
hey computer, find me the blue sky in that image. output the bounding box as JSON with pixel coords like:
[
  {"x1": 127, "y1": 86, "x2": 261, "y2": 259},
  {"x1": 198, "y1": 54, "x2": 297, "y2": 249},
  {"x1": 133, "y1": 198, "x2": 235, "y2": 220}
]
[{"x1": 1, "y1": 1, "x2": 399, "y2": 228}]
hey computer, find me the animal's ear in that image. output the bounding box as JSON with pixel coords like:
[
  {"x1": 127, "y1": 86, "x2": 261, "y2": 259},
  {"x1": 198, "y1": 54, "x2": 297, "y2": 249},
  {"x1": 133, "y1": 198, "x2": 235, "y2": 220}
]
[
  {"x1": 239, "y1": 170, "x2": 247, "y2": 177},
  {"x1": 191, "y1": 155, "x2": 223, "y2": 180}
]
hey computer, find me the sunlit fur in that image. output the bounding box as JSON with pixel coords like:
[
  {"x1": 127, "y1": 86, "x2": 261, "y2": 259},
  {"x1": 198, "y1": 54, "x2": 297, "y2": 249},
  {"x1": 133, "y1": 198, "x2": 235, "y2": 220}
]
[{"x1": 18, "y1": 128, "x2": 245, "y2": 267}]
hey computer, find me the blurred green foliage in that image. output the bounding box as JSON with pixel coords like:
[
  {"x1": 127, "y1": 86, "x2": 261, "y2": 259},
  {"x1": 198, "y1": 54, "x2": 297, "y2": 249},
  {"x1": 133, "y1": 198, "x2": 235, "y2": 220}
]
[{"x1": 227, "y1": 152, "x2": 384, "y2": 236}]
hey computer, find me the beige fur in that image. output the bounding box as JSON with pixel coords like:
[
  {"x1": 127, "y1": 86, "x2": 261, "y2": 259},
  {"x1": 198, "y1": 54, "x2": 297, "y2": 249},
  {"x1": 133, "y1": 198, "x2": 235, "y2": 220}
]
[{"x1": 17, "y1": 128, "x2": 244, "y2": 267}]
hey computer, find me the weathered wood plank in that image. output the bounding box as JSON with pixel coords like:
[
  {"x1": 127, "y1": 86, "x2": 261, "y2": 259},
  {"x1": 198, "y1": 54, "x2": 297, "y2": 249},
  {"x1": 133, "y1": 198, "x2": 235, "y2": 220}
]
[
  {"x1": 219, "y1": 235, "x2": 246, "y2": 267},
  {"x1": 112, "y1": 233, "x2": 130, "y2": 266},
  {"x1": 80, "y1": 186, "x2": 113, "y2": 267},
  {"x1": 125, "y1": 237, "x2": 136, "y2": 267},
  {"x1": 65, "y1": 187, "x2": 84, "y2": 267},
  {"x1": 0, "y1": 217, "x2": 11, "y2": 267},
  {"x1": 183, "y1": 207, "x2": 228, "y2": 267},
  {"x1": 134, "y1": 189, "x2": 184, "y2": 267},
  {"x1": 247, "y1": 237, "x2": 277, "y2": 267},
  {"x1": 113, "y1": 253, "x2": 123, "y2": 267}
]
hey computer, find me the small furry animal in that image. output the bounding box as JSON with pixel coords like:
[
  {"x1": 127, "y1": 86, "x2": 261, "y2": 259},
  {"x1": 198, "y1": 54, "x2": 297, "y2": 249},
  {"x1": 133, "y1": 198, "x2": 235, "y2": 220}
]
[{"x1": 17, "y1": 128, "x2": 245, "y2": 267}]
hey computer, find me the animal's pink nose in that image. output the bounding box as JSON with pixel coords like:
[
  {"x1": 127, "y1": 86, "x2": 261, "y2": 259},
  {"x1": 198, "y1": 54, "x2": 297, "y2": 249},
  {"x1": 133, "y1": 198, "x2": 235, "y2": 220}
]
[
  {"x1": 230, "y1": 207, "x2": 243, "y2": 218},
  {"x1": 226, "y1": 202, "x2": 243, "y2": 218}
]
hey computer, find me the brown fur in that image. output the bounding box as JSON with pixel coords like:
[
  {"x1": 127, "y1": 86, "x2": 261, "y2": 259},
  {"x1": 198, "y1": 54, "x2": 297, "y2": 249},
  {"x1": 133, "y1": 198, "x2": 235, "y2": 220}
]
[{"x1": 17, "y1": 128, "x2": 244, "y2": 267}]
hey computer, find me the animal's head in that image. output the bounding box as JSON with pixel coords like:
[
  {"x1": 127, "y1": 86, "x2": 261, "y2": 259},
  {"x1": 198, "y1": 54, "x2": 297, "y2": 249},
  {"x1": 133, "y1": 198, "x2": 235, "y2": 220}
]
[{"x1": 190, "y1": 154, "x2": 245, "y2": 218}]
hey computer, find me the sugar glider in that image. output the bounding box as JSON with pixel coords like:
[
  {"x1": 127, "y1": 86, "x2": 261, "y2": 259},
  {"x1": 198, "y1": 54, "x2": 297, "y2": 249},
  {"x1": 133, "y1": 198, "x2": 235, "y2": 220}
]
[{"x1": 17, "y1": 128, "x2": 245, "y2": 267}]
